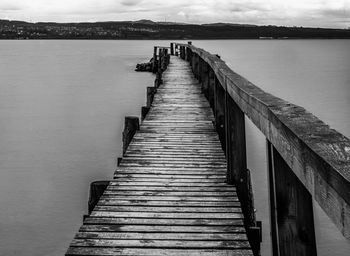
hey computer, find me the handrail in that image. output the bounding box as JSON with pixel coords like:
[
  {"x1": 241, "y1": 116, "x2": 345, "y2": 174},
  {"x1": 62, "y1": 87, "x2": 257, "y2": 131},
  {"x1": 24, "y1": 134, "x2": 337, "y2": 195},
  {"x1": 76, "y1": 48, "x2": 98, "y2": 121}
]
[{"x1": 174, "y1": 42, "x2": 350, "y2": 241}]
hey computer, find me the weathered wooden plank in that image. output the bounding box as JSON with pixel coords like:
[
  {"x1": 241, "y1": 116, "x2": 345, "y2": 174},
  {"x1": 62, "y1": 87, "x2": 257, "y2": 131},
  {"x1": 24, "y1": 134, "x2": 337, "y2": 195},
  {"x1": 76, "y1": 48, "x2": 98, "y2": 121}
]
[
  {"x1": 116, "y1": 166, "x2": 225, "y2": 175},
  {"x1": 113, "y1": 174, "x2": 226, "y2": 180},
  {"x1": 80, "y1": 224, "x2": 245, "y2": 233},
  {"x1": 115, "y1": 166, "x2": 227, "y2": 172},
  {"x1": 116, "y1": 167, "x2": 227, "y2": 173},
  {"x1": 70, "y1": 238, "x2": 250, "y2": 249},
  {"x1": 109, "y1": 181, "x2": 232, "y2": 186},
  {"x1": 105, "y1": 185, "x2": 236, "y2": 192},
  {"x1": 83, "y1": 217, "x2": 244, "y2": 226},
  {"x1": 114, "y1": 172, "x2": 226, "y2": 177},
  {"x1": 98, "y1": 195, "x2": 239, "y2": 202},
  {"x1": 75, "y1": 232, "x2": 247, "y2": 240},
  {"x1": 66, "y1": 248, "x2": 253, "y2": 256},
  {"x1": 120, "y1": 157, "x2": 225, "y2": 163},
  {"x1": 90, "y1": 211, "x2": 243, "y2": 219},
  {"x1": 79, "y1": 224, "x2": 245, "y2": 235},
  {"x1": 103, "y1": 191, "x2": 235, "y2": 197},
  {"x1": 97, "y1": 199, "x2": 241, "y2": 207},
  {"x1": 94, "y1": 206, "x2": 241, "y2": 213},
  {"x1": 111, "y1": 178, "x2": 228, "y2": 183}
]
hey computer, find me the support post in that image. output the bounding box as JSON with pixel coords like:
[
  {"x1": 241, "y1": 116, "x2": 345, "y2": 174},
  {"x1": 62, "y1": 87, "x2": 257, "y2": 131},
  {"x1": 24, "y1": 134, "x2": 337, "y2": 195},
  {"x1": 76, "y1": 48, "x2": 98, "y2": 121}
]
[
  {"x1": 162, "y1": 49, "x2": 168, "y2": 70},
  {"x1": 190, "y1": 52, "x2": 195, "y2": 70},
  {"x1": 152, "y1": 46, "x2": 157, "y2": 73},
  {"x1": 181, "y1": 46, "x2": 185, "y2": 59},
  {"x1": 155, "y1": 71, "x2": 162, "y2": 88},
  {"x1": 214, "y1": 77, "x2": 226, "y2": 152},
  {"x1": 165, "y1": 49, "x2": 169, "y2": 67},
  {"x1": 88, "y1": 181, "x2": 109, "y2": 214},
  {"x1": 147, "y1": 87, "x2": 156, "y2": 107},
  {"x1": 198, "y1": 57, "x2": 203, "y2": 83},
  {"x1": 208, "y1": 68, "x2": 215, "y2": 109},
  {"x1": 122, "y1": 116, "x2": 139, "y2": 156},
  {"x1": 117, "y1": 157, "x2": 123, "y2": 166},
  {"x1": 141, "y1": 106, "x2": 150, "y2": 121},
  {"x1": 193, "y1": 54, "x2": 199, "y2": 79},
  {"x1": 201, "y1": 62, "x2": 209, "y2": 98},
  {"x1": 186, "y1": 47, "x2": 192, "y2": 62},
  {"x1": 267, "y1": 141, "x2": 317, "y2": 256},
  {"x1": 225, "y1": 90, "x2": 261, "y2": 255},
  {"x1": 170, "y1": 43, "x2": 174, "y2": 55},
  {"x1": 226, "y1": 95, "x2": 247, "y2": 184},
  {"x1": 158, "y1": 48, "x2": 163, "y2": 72}
]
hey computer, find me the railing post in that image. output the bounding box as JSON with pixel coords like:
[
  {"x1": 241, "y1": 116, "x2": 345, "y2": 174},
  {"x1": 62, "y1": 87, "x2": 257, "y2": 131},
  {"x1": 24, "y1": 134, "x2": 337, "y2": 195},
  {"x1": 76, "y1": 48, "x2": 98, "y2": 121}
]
[
  {"x1": 214, "y1": 77, "x2": 226, "y2": 152},
  {"x1": 170, "y1": 43, "x2": 174, "y2": 55},
  {"x1": 226, "y1": 95, "x2": 261, "y2": 254},
  {"x1": 195, "y1": 54, "x2": 200, "y2": 79},
  {"x1": 186, "y1": 42, "x2": 192, "y2": 61},
  {"x1": 187, "y1": 48, "x2": 192, "y2": 65},
  {"x1": 152, "y1": 46, "x2": 158, "y2": 73},
  {"x1": 192, "y1": 53, "x2": 198, "y2": 77},
  {"x1": 226, "y1": 96, "x2": 247, "y2": 184},
  {"x1": 122, "y1": 116, "x2": 139, "y2": 156},
  {"x1": 267, "y1": 141, "x2": 317, "y2": 256},
  {"x1": 196, "y1": 55, "x2": 201, "y2": 80},
  {"x1": 190, "y1": 52, "x2": 195, "y2": 70},
  {"x1": 198, "y1": 57, "x2": 203, "y2": 83},
  {"x1": 159, "y1": 48, "x2": 164, "y2": 71},
  {"x1": 163, "y1": 48, "x2": 168, "y2": 69},
  {"x1": 201, "y1": 62, "x2": 209, "y2": 99},
  {"x1": 174, "y1": 44, "x2": 178, "y2": 56},
  {"x1": 208, "y1": 68, "x2": 215, "y2": 109}
]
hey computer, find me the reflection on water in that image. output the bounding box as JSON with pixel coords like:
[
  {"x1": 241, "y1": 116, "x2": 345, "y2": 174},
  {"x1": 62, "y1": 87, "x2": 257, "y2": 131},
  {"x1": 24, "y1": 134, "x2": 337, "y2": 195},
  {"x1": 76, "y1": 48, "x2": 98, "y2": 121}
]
[{"x1": 0, "y1": 40, "x2": 349, "y2": 255}]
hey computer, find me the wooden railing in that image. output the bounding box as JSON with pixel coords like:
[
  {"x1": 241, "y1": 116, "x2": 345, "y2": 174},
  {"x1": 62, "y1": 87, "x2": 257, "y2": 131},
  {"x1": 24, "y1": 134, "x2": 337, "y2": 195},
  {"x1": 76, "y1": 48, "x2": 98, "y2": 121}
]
[{"x1": 173, "y1": 42, "x2": 350, "y2": 256}]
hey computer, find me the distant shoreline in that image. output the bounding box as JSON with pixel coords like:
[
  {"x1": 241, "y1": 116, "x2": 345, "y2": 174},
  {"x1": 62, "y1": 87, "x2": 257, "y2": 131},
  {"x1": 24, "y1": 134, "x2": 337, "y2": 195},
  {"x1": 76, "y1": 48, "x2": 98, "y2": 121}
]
[{"x1": 1, "y1": 19, "x2": 350, "y2": 40}]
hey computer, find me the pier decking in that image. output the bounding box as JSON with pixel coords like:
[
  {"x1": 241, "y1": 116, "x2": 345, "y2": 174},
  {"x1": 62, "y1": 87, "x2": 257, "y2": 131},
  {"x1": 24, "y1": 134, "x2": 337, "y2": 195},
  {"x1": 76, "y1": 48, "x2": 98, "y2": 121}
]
[
  {"x1": 66, "y1": 42, "x2": 350, "y2": 256},
  {"x1": 66, "y1": 57, "x2": 253, "y2": 255}
]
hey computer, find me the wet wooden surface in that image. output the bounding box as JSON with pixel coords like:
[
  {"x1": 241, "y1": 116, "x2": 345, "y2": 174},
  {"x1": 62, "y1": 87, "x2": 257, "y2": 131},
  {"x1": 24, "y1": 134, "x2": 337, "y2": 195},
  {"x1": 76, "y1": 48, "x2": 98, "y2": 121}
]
[{"x1": 66, "y1": 56, "x2": 253, "y2": 255}]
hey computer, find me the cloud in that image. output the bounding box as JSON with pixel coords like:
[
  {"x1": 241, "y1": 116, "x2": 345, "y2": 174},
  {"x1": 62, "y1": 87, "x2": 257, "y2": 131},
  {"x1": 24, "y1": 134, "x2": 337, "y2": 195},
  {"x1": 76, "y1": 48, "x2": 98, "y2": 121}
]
[
  {"x1": 120, "y1": 0, "x2": 143, "y2": 6},
  {"x1": 0, "y1": 1, "x2": 22, "y2": 11},
  {"x1": 321, "y1": 8, "x2": 350, "y2": 19},
  {"x1": 0, "y1": 0, "x2": 349, "y2": 28}
]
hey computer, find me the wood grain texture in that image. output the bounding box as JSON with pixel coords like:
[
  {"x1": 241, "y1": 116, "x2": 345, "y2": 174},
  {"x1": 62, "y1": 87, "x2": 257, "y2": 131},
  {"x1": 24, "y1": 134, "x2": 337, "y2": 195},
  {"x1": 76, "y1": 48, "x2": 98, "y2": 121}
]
[
  {"x1": 66, "y1": 55, "x2": 253, "y2": 255},
  {"x1": 176, "y1": 42, "x2": 350, "y2": 240}
]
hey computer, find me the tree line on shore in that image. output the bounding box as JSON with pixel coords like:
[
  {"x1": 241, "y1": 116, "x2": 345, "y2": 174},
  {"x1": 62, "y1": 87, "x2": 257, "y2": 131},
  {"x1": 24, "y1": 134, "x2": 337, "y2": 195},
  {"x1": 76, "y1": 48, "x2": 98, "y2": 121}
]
[{"x1": 1, "y1": 19, "x2": 349, "y2": 39}]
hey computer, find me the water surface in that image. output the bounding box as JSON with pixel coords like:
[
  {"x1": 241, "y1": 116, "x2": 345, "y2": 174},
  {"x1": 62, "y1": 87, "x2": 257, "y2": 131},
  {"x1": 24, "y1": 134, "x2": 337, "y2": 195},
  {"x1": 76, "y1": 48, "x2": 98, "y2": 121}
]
[{"x1": 0, "y1": 40, "x2": 349, "y2": 255}]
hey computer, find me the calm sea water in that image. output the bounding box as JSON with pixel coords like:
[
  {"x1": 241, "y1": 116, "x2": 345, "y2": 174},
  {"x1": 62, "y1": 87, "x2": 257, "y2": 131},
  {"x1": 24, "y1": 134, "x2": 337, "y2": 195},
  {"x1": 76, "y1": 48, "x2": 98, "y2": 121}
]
[{"x1": 0, "y1": 40, "x2": 349, "y2": 255}]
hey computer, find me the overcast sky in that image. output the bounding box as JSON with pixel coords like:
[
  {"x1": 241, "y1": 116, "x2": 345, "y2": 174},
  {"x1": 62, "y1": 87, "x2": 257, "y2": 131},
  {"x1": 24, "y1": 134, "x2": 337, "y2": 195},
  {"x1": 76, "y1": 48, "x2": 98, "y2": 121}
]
[{"x1": 1, "y1": 0, "x2": 349, "y2": 28}]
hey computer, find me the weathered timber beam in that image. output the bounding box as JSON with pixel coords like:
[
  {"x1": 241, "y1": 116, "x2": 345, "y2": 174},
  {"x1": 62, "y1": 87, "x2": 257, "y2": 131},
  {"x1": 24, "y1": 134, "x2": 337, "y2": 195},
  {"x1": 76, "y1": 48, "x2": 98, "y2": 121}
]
[
  {"x1": 88, "y1": 181, "x2": 110, "y2": 214},
  {"x1": 122, "y1": 116, "x2": 140, "y2": 156},
  {"x1": 174, "y1": 43, "x2": 350, "y2": 240}
]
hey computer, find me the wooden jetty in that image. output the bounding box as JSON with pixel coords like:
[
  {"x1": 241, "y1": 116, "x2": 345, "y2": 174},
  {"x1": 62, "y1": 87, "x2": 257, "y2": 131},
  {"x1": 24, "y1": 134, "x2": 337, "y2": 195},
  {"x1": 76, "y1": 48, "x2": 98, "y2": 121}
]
[{"x1": 66, "y1": 42, "x2": 350, "y2": 256}]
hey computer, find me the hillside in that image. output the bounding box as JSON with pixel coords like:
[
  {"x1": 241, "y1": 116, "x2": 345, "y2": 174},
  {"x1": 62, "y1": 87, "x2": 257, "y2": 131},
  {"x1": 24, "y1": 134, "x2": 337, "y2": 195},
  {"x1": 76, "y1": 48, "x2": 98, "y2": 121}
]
[{"x1": 1, "y1": 19, "x2": 349, "y2": 39}]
